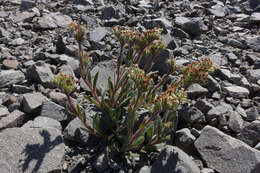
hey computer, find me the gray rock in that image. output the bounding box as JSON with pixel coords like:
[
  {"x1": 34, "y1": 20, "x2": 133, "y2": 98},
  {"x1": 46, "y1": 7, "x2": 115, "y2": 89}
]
[
  {"x1": 201, "y1": 168, "x2": 215, "y2": 173},
  {"x1": 194, "y1": 99, "x2": 214, "y2": 114},
  {"x1": 48, "y1": 91, "x2": 68, "y2": 107},
  {"x1": 13, "y1": 11, "x2": 35, "y2": 23},
  {"x1": 255, "y1": 143, "x2": 260, "y2": 151},
  {"x1": 59, "y1": 64, "x2": 76, "y2": 78},
  {"x1": 22, "y1": 116, "x2": 62, "y2": 130},
  {"x1": 63, "y1": 105, "x2": 100, "y2": 146},
  {"x1": 93, "y1": 150, "x2": 108, "y2": 172},
  {"x1": 20, "y1": 0, "x2": 35, "y2": 11},
  {"x1": 11, "y1": 38, "x2": 25, "y2": 46},
  {"x1": 0, "y1": 127, "x2": 64, "y2": 173},
  {"x1": 250, "y1": 12, "x2": 260, "y2": 23},
  {"x1": 182, "y1": 19, "x2": 208, "y2": 36},
  {"x1": 27, "y1": 62, "x2": 54, "y2": 88},
  {"x1": 208, "y1": 4, "x2": 226, "y2": 17},
  {"x1": 175, "y1": 128, "x2": 196, "y2": 154},
  {"x1": 33, "y1": 12, "x2": 72, "y2": 29},
  {"x1": 207, "y1": 103, "x2": 233, "y2": 120},
  {"x1": 223, "y1": 86, "x2": 250, "y2": 99},
  {"x1": 100, "y1": 6, "x2": 118, "y2": 20},
  {"x1": 0, "y1": 110, "x2": 25, "y2": 130},
  {"x1": 74, "y1": 0, "x2": 93, "y2": 5},
  {"x1": 171, "y1": 27, "x2": 189, "y2": 38},
  {"x1": 80, "y1": 60, "x2": 117, "y2": 91},
  {"x1": 194, "y1": 125, "x2": 260, "y2": 173},
  {"x1": 246, "y1": 36, "x2": 260, "y2": 52},
  {"x1": 0, "y1": 70, "x2": 25, "y2": 88},
  {"x1": 228, "y1": 111, "x2": 244, "y2": 133},
  {"x1": 247, "y1": 69, "x2": 260, "y2": 83},
  {"x1": 58, "y1": 54, "x2": 80, "y2": 77},
  {"x1": 0, "y1": 106, "x2": 9, "y2": 118},
  {"x1": 89, "y1": 27, "x2": 108, "y2": 42},
  {"x1": 150, "y1": 145, "x2": 200, "y2": 173},
  {"x1": 187, "y1": 83, "x2": 208, "y2": 99},
  {"x1": 13, "y1": 84, "x2": 34, "y2": 94},
  {"x1": 40, "y1": 100, "x2": 67, "y2": 122},
  {"x1": 179, "y1": 106, "x2": 204, "y2": 124},
  {"x1": 238, "y1": 120, "x2": 260, "y2": 147},
  {"x1": 22, "y1": 92, "x2": 46, "y2": 113},
  {"x1": 246, "y1": 106, "x2": 260, "y2": 122}
]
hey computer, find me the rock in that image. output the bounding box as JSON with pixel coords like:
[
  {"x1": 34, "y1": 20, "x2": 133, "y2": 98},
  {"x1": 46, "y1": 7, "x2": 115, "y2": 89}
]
[
  {"x1": 13, "y1": 11, "x2": 35, "y2": 23},
  {"x1": 40, "y1": 100, "x2": 68, "y2": 122},
  {"x1": 247, "y1": 69, "x2": 260, "y2": 83},
  {"x1": 48, "y1": 91, "x2": 68, "y2": 107},
  {"x1": 13, "y1": 84, "x2": 33, "y2": 94},
  {"x1": 93, "y1": 150, "x2": 108, "y2": 172},
  {"x1": 223, "y1": 86, "x2": 250, "y2": 98},
  {"x1": 0, "y1": 70, "x2": 25, "y2": 88},
  {"x1": 207, "y1": 102, "x2": 233, "y2": 120},
  {"x1": 22, "y1": 92, "x2": 46, "y2": 113},
  {"x1": 89, "y1": 27, "x2": 108, "y2": 42},
  {"x1": 228, "y1": 111, "x2": 244, "y2": 133},
  {"x1": 238, "y1": 120, "x2": 260, "y2": 147},
  {"x1": 0, "y1": 127, "x2": 64, "y2": 173},
  {"x1": 246, "y1": 106, "x2": 260, "y2": 122},
  {"x1": 0, "y1": 106, "x2": 9, "y2": 118},
  {"x1": 74, "y1": 0, "x2": 93, "y2": 5},
  {"x1": 175, "y1": 128, "x2": 196, "y2": 154},
  {"x1": 208, "y1": 4, "x2": 226, "y2": 17},
  {"x1": 250, "y1": 12, "x2": 260, "y2": 23},
  {"x1": 182, "y1": 18, "x2": 208, "y2": 36},
  {"x1": 58, "y1": 54, "x2": 80, "y2": 77},
  {"x1": 33, "y1": 12, "x2": 72, "y2": 29},
  {"x1": 194, "y1": 99, "x2": 214, "y2": 114},
  {"x1": 179, "y1": 106, "x2": 204, "y2": 124},
  {"x1": 63, "y1": 105, "x2": 100, "y2": 146},
  {"x1": 20, "y1": 0, "x2": 35, "y2": 11},
  {"x1": 80, "y1": 60, "x2": 117, "y2": 91},
  {"x1": 187, "y1": 83, "x2": 208, "y2": 99},
  {"x1": 2, "y1": 59, "x2": 20, "y2": 69},
  {"x1": 171, "y1": 27, "x2": 189, "y2": 38},
  {"x1": 194, "y1": 125, "x2": 260, "y2": 173},
  {"x1": 201, "y1": 168, "x2": 215, "y2": 173},
  {"x1": 27, "y1": 62, "x2": 54, "y2": 88},
  {"x1": 23, "y1": 116, "x2": 62, "y2": 130},
  {"x1": 246, "y1": 36, "x2": 260, "y2": 52},
  {"x1": 100, "y1": 6, "x2": 118, "y2": 20},
  {"x1": 150, "y1": 145, "x2": 200, "y2": 173},
  {"x1": 0, "y1": 110, "x2": 25, "y2": 130},
  {"x1": 0, "y1": 27, "x2": 10, "y2": 38}
]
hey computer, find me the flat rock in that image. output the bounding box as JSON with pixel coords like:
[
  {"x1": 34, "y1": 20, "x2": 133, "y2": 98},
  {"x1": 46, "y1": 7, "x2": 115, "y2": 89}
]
[
  {"x1": 0, "y1": 106, "x2": 9, "y2": 118},
  {"x1": 238, "y1": 120, "x2": 260, "y2": 147},
  {"x1": 40, "y1": 100, "x2": 67, "y2": 122},
  {"x1": 89, "y1": 27, "x2": 108, "y2": 42},
  {"x1": 22, "y1": 92, "x2": 46, "y2": 113},
  {"x1": 0, "y1": 110, "x2": 25, "y2": 130},
  {"x1": 246, "y1": 36, "x2": 260, "y2": 52},
  {"x1": 247, "y1": 69, "x2": 260, "y2": 83},
  {"x1": 26, "y1": 62, "x2": 54, "y2": 88},
  {"x1": 0, "y1": 70, "x2": 25, "y2": 88},
  {"x1": 187, "y1": 83, "x2": 208, "y2": 99},
  {"x1": 149, "y1": 145, "x2": 200, "y2": 173},
  {"x1": 23, "y1": 116, "x2": 62, "y2": 130},
  {"x1": 223, "y1": 86, "x2": 250, "y2": 98},
  {"x1": 194, "y1": 125, "x2": 260, "y2": 173},
  {"x1": 0, "y1": 127, "x2": 64, "y2": 173}
]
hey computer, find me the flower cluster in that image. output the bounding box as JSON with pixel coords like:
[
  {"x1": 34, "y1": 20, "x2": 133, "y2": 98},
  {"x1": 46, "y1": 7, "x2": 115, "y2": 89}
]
[
  {"x1": 127, "y1": 64, "x2": 154, "y2": 91},
  {"x1": 52, "y1": 73, "x2": 78, "y2": 94},
  {"x1": 145, "y1": 40, "x2": 166, "y2": 56},
  {"x1": 182, "y1": 57, "x2": 215, "y2": 87},
  {"x1": 68, "y1": 22, "x2": 87, "y2": 43}
]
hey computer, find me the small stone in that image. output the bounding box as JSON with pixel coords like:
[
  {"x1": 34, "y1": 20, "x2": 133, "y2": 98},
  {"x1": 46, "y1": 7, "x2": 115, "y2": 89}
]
[
  {"x1": 247, "y1": 69, "x2": 260, "y2": 83},
  {"x1": 228, "y1": 111, "x2": 244, "y2": 133},
  {"x1": 22, "y1": 92, "x2": 46, "y2": 113},
  {"x1": 245, "y1": 106, "x2": 260, "y2": 122},
  {"x1": 2, "y1": 59, "x2": 20, "y2": 69},
  {"x1": 194, "y1": 99, "x2": 214, "y2": 114},
  {"x1": 187, "y1": 83, "x2": 208, "y2": 99},
  {"x1": 13, "y1": 84, "x2": 33, "y2": 94},
  {"x1": 40, "y1": 100, "x2": 68, "y2": 122},
  {"x1": 175, "y1": 128, "x2": 196, "y2": 154},
  {"x1": 48, "y1": 91, "x2": 67, "y2": 107},
  {"x1": 207, "y1": 103, "x2": 233, "y2": 120},
  {"x1": 0, "y1": 70, "x2": 25, "y2": 88},
  {"x1": 0, "y1": 106, "x2": 9, "y2": 118},
  {"x1": 179, "y1": 106, "x2": 204, "y2": 124},
  {"x1": 223, "y1": 86, "x2": 250, "y2": 98},
  {"x1": 93, "y1": 151, "x2": 108, "y2": 172},
  {"x1": 238, "y1": 120, "x2": 260, "y2": 147},
  {"x1": 0, "y1": 110, "x2": 25, "y2": 130},
  {"x1": 89, "y1": 27, "x2": 108, "y2": 42}
]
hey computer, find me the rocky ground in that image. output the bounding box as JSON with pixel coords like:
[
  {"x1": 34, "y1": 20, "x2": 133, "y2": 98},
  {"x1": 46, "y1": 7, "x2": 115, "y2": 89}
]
[{"x1": 0, "y1": 0, "x2": 260, "y2": 172}]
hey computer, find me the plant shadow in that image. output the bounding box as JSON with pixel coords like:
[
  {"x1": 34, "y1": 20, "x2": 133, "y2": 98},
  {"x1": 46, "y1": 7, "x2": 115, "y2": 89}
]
[{"x1": 19, "y1": 129, "x2": 63, "y2": 173}]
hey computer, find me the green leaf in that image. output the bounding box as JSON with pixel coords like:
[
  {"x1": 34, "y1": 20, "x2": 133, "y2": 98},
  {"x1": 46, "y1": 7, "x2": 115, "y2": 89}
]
[
  {"x1": 93, "y1": 72, "x2": 99, "y2": 90},
  {"x1": 132, "y1": 136, "x2": 145, "y2": 147},
  {"x1": 87, "y1": 71, "x2": 92, "y2": 85},
  {"x1": 80, "y1": 127, "x2": 93, "y2": 134},
  {"x1": 108, "y1": 77, "x2": 114, "y2": 99},
  {"x1": 156, "y1": 116, "x2": 163, "y2": 136},
  {"x1": 145, "y1": 124, "x2": 153, "y2": 144}
]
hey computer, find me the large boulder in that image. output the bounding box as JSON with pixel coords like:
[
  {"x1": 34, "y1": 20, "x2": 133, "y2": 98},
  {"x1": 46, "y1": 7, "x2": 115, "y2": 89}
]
[
  {"x1": 194, "y1": 126, "x2": 260, "y2": 173},
  {"x1": 0, "y1": 127, "x2": 65, "y2": 173}
]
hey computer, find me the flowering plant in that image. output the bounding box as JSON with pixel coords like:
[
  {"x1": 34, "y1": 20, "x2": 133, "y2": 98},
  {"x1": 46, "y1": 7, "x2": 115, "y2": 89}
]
[{"x1": 53, "y1": 22, "x2": 215, "y2": 154}]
